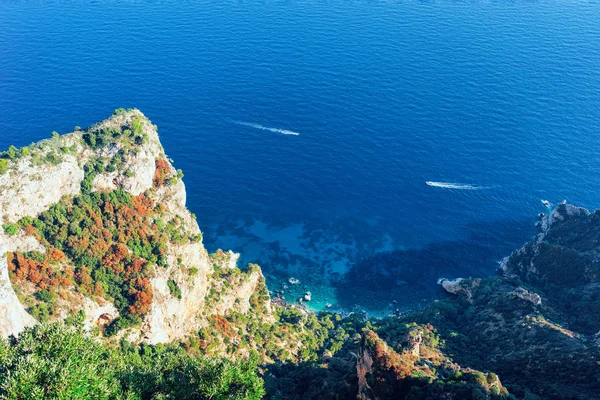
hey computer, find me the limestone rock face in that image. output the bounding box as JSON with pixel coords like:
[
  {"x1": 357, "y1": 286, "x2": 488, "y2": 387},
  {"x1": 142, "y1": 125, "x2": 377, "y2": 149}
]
[
  {"x1": 0, "y1": 236, "x2": 37, "y2": 337},
  {"x1": 0, "y1": 151, "x2": 84, "y2": 224},
  {"x1": 439, "y1": 277, "x2": 480, "y2": 301},
  {"x1": 511, "y1": 286, "x2": 542, "y2": 306},
  {"x1": 0, "y1": 110, "x2": 270, "y2": 342}
]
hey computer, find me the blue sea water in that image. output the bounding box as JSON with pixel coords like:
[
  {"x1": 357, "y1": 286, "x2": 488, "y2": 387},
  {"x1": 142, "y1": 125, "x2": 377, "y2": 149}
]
[{"x1": 1, "y1": 0, "x2": 600, "y2": 311}]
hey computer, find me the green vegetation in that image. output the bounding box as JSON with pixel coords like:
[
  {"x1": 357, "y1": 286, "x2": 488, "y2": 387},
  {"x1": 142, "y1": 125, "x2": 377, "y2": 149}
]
[
  {"x1": 0, "y1": 159, "x2": 8, "y2": 174},
  {"x1": 0, "y1": 128, "x2": 75, "y2": 172},
  {"x1": 0, "y1": 322, "x2": 264, "y2": 399},
  {"x1": 81, "y1": 115, "x2": 147, "y2": 153},
  {"x1": 7, "y1": 146, "x2": 17, "y2": 160},
  {"x1": 7, "y1": 154, "x2": 200, "y2": 336},
  {"x1": 168, "y1": 279, "x2": 182, "y2": 299},
  {"x1": 2, "y1": 224, "x2": 18, "y2": 236},
  {"x1": 7, "y1": 188, "x2": 164, "y2": 328},
  {"x1": 263, "y1": 316, "x2": 512, "y2": 400}
]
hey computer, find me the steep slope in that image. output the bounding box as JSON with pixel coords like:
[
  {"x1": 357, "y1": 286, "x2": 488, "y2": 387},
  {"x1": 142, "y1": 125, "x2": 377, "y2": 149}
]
[
  {"x1": 426, "y1": 277, "x2": 600, "y2": 399},
  {"x1": 265, "y1": 203, "x2": 600, "y2": 399},
  {"x1": 0, "y1": 109, "x2": 270, "y2": 344},
  {"x1": 408, "y1": 204, "x2": 600, "y2": 399},
  {"x1": 265, "y1": 321, "x2": 511, "y2": 400},
  {"x1": 501, "y1": 202, "x2": 600, "y2": 334}
]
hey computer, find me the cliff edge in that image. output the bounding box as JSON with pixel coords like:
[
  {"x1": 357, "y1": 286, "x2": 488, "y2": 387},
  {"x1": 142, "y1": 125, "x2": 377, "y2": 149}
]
[{"x1": 0, "y1": 109, "x2": 270, "y2": 344}]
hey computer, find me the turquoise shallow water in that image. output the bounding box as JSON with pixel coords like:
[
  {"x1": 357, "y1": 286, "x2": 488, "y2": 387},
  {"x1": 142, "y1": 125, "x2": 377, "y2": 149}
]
[{"x1": 1, "y1": 0, "x2": 600, "y2": 311}]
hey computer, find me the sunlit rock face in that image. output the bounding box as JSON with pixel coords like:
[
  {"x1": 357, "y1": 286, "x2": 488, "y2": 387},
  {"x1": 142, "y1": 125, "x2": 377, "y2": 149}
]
[{"x1": 0, "y1": 110, "x2": 270, "y2": 342}]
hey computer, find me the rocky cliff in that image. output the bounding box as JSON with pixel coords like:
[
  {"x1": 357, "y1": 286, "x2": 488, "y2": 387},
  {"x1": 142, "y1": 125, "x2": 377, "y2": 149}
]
[
  {"x1": 0, "y1": 109, "x2": 270, "y2": 344},
  {"x1": 427, "y1": 204, "x2": 600, "y2": 399}
]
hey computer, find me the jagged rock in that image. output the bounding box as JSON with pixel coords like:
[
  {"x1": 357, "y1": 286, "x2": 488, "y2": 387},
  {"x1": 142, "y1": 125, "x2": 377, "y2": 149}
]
[
  {"x1": 82, "y1": 298, "x2": 119, "y2": 331},
  {"x1": 0, "y1": 110, "x2": 272, "y2": 343},
  {"x1": 537, "y1": 202, "x2": 590, "y2": 239},
  {"x1": 0, "y1": 241, "x2": 36, "y2": 337},
  {"x1": 439, "y1": 277, "x2": 480, "y2": 301},
  {"x1": 511, "y1": 286, "x2": 541, "y2": 306},
  {"x1": 401, "y1": 327, "x2": 423, "y2": 358}
]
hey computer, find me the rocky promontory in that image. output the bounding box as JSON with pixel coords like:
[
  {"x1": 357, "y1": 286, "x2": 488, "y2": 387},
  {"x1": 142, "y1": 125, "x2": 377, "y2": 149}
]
[{"x1": 0, "y1": 109, "x2": 269, "y2": 344}]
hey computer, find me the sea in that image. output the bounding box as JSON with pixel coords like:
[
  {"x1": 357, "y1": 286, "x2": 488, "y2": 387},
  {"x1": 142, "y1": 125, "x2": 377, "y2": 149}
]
[{"x1": 1, "y1": 0, "x2": 600, "y2": 313}]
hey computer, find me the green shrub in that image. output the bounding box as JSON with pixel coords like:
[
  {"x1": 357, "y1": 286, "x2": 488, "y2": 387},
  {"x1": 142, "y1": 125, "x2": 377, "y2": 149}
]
[
  {"x1": 35, "y1": 289, "x2": 55, "y2": 303},
  {"x1": 168, "y1": 279, "x2": 182, "y2": 299},
  {"x1": 3, "y1": 223, "x2": 18, "y2": 236},
  {"x1": 131, "y1": 116, "x2": 144, "y2": 136},
  {"x1": 28, "y1": 301, "x2": 59, "y2": 323},
  {"x1": 0, "y1": 323, "x2": 122, "y2": 399},
  {"x1": 7, "y1": 145, "x2": 17, "y2": 160},
  {"x1": 104, "y1": 315, "x2": 142, "y2": 337},
  {"x1": 0, "y1": 322, "x2": 265, "y2": 399},
  {"x1": 0, "y1": 159, "x2": 8, "y2": 174}
]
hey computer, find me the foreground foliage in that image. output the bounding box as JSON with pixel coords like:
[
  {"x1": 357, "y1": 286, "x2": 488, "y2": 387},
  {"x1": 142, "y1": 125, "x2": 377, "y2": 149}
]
[{"x1": 0, "y1": 323, "x2": 264, "y2": 400}]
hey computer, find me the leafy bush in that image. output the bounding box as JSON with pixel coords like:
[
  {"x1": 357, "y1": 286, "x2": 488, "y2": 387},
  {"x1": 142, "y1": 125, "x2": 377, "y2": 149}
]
[
  {"x1": 0, "y1": 159, "x2": 8, "y2": 174},
  {"x1": 131, "y1": 116, "x2": 144, "y2": 136},
  {"x1": 6, "y1": 146, "x2": 17, "y2": 160},
  {"x1": 0, "y1": 322, "x2": 265, "y2": 400},
  {"x1": 8, "y1": 188, "x2": 171, "y2": 333},
  {"x1": 2, "y1": 224, "x2": 18, "y2": 236},
  {"x1": 0, "y1": 323, "x2": 122, "y2": 399},
  {"x1": 168, "y1": 279, "x2": 182, "y2": 299}
]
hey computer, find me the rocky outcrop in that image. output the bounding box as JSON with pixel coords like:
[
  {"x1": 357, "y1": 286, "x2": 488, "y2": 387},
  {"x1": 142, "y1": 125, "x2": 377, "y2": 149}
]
[
  {"x1": 0, "y1": 238, "x2": 36, "y2": 337},
  {"x1": 0, "y1": 141, "x2": 83, "y2": 224},
  {"x1": 499, "y1": 202, "x2": 600, "y2": 337},
  {"x1": 0, "y1": 110, "x2": 271, "y2": 343},
  {"x1": 356, "y1": 327, "x2": 509, "y2": 400},
  {"x1": 537, "y1": 201, "x2": 590, "y2": 239},
  {"x1": 510, "y1": 286, "x2": 541, "y2": 306},
  {"x1": 356, "y1": 341, "x2": 374, "y2": 400},
  {"x1": 439, "y1": 277, "x2": 480, "y2": 301}
]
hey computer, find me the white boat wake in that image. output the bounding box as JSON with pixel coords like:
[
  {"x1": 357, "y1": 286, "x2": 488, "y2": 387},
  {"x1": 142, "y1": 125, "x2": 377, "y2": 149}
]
[
  {"x1": 426, "y1": 181, "x2": 484, "y2": 190},
  {"x1": 231, "y1": 121, "x2": 300, "y2": 136}
]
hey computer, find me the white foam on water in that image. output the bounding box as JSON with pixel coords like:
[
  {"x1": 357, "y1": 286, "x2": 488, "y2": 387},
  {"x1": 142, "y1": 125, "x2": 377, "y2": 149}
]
[
  {"x1": 426, "y1": 181, "x2": 484, "y2": 190},
  {"x1": 232, "y1": 120, "x2": 300, "y2": 136}
]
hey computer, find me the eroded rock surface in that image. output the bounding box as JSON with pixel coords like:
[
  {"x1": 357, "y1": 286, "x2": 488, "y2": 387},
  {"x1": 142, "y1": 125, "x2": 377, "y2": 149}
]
[{"x1": 0, "y1": 110, "x2": 269, "y2": 343}]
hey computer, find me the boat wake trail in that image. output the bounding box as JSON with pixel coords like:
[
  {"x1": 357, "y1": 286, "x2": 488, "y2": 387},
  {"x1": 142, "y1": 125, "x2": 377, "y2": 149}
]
[
  {"x1": 426, "y1": 181, "x2": 484, "y2": 190},
  {"x1": 231, "y1": 121, "x2": 300, "y2": 136}
]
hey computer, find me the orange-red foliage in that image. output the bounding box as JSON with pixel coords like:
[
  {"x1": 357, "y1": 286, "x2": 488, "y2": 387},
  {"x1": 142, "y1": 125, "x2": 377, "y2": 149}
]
[
  {"x1": 153, "y1": 158, "x2": 170, "y2": 187},
  {"x1": 132, "y1": 194, "x2": 154, "y2": 217},
  {"x1": 212, "y1": 315, "x2": 233, "y2": 337},
  {"x1": 24, "y1": 225, "x2": 40, "y2": 240},
  {"x1": 7, "y1": 251, "x2": 66, "y2": 291},
  {"x1": 48, "y1": 248, "x2": 65, "y2": 263},
  {"x1": 128, "y1": 279, "x2": 153, "y2": 315},
  {"x1": 13, "y1": 187, "x2": 169, "y2": 320}
]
